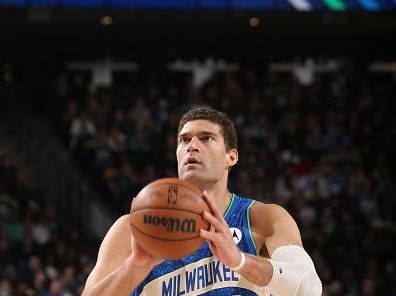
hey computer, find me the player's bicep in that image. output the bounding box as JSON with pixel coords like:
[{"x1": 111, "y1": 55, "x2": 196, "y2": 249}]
[
  {"x1": 264, "y1": 204, "x2": 302, "y2": 256},
  {"x1": 84, "y1": 214, "x2": 132, "y2": 291}
]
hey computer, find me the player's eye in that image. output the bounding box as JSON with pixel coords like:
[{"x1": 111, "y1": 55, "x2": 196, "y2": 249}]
[
  {"x1": 179, "y1": 136, "x2": 190, "y2": 144},
  {"x1": 201, "y1": 135, "x2": 214, "y2": 142}
]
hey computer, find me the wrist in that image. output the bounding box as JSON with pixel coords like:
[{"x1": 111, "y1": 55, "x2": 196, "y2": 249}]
[
  {"x1": 262, "y1": 258, "x2": 275, "y2": 286},
  {"x1": 231, "y1": 251, "x2": 246, "y2": 272}
]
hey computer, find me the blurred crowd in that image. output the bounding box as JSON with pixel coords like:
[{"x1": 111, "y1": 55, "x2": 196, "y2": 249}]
[
  {"x1": 0, "y1": 148, "x2": 97, "y2": 295},
  {"x1": 1, "y1": 59, "x2": 395, "y2": 295}
]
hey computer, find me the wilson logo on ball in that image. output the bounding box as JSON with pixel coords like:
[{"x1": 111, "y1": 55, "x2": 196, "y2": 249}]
[{"x1": 143, "y1": 214, "x2": 196, "y2": 233}]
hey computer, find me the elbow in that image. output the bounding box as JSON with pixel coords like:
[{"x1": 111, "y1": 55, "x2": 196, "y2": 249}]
[
  {"x1": 298, "y1": 271, "x2": 322, "y2": 296},
  {"x1": 263, "y1": 260, "x2": 322, "y2": 296},
  {"x1": 294, "y1": 272, "x2": 323, "y2": 296},
  {"x1": 309, "y1": 274, "x2": 322, "y2": 296}
]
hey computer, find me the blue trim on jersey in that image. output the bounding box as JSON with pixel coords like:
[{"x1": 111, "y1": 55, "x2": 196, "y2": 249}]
[
  {"x1": 223, "y1": 193, "x2": 235, "y2": 219},
  {"x1": 247, "y1": 200, "x2": 258, "y2": 255}
]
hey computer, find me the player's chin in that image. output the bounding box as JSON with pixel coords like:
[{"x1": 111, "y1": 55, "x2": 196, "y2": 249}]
[
  {"x1": 181, "y1": 171, "x2": 206, "y2": 183},
  {"x1": 181, "y1": 165, "x2": 202, "y2": 174}
]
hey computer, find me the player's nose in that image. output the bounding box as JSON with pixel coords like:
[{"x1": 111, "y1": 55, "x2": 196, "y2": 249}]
[{"x1": 187, "y1": 137, "x2": 199, "y2": 153}]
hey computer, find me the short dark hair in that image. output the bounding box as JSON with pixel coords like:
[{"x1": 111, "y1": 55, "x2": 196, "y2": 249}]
[{"x1": 177, "y1": 106, "x2": 238, "y2": 151}]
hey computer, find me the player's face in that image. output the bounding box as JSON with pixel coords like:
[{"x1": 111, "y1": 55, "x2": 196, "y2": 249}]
[{"x1": 176, "y1": 120, "x2": 237, "y2": 185}]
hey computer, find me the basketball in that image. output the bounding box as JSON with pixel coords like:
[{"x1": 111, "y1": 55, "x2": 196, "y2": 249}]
[{"x1": 130, "y1": 178, "x2": 210, "y2": 259}]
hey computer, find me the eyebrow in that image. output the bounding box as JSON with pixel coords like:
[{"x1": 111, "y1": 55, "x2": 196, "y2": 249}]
[{"x1": 178, "y1": 131, "x2": 218, "y2": 139}]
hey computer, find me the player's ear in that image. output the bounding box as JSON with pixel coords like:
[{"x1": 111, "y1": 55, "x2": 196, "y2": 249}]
[{"x1": 226, "y1": 149, "x2": 238, "y2": 168}]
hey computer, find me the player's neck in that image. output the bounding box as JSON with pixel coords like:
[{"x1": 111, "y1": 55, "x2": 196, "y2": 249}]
[
  {"x1": 187, "y1": 174, "x2": 231, "y2": 215},
  {"x1": 203, "y1": 182, "x2": 232, "y2": 216}
]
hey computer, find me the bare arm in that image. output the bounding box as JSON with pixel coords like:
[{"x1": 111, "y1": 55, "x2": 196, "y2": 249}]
[
  {"x1": 82, "y1": 215, "x2": 162, "y2": 296},
  {"x1": 200, "y1": 194, "x2": 302, "y2": 286},
  {"x1": 201, "y1": 194, "x2": 321, "y2": 295},
  {"x1": 233, "y1": 203, "x2": 303, "y2": 286}
]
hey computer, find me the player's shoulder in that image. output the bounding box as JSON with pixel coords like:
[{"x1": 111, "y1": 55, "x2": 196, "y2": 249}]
[
  {"x1": 116, "y1": 214, "x2": 131, "y2": 225},
  {"x1": 249, "y1": 201, "x2": 295, "y2": 233},
  {"x1": 109, "y1": 214, "x2": 131, "y2": 236},
  {"x1": 236, "y1": 194, "x2": 287, "y2": 217},
  {"x1": 102, "y1": 214, "x2": 131, "y2": 247},
  {"x1": 98, "y1": 214, "x2": 132, "y2": 258},
  {"x1": 250, "y1": 201, "x2": 289, "y2": 216}
]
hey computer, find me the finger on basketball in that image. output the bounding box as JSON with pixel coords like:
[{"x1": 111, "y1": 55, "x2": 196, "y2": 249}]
[
  {"x1": 203, "y1": 191, "x2": 222, "y2": 219},
  {"x1": 202, "y1": 211, "x2": 225, "y2": 232},
  {"x1": 199, "y1": 229, "x2": 219, "y2": 243}
]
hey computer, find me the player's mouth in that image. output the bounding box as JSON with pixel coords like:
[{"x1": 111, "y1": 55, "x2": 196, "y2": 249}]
[{"x1": 185, "y1": 157, "x2": 202, "y2": 166}]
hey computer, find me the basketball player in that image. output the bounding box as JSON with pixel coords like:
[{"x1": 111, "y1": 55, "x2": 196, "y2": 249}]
[{"x1": 82, "y1": 107, "x2": 322, "y2": 296}]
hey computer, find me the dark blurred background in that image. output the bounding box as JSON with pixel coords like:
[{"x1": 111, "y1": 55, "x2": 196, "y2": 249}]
[{"x1": 0, "y1": 1, "x2": 395, "y2": 295}]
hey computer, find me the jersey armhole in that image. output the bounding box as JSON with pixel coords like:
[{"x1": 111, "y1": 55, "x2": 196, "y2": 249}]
[{"x1": 246, "y1": 200, "x2": 259, "y2": 255}]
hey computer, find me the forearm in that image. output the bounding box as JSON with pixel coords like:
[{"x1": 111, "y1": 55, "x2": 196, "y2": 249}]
[
  {"x1": 235, "y1": 246, "x2": 322, "y2": 296},
  {"x1": 82, "y1": 257, "x2": 151, "y2": 296},
  {"x1": 236, "y1": 253, "x2": 274, "y2": 286}
]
